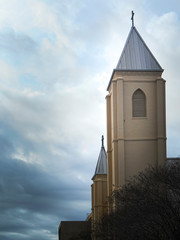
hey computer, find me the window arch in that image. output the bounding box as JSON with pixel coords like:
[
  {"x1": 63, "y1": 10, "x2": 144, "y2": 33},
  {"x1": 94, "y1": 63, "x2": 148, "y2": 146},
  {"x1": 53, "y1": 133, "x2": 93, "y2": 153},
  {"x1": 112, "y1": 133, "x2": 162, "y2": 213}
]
[{"x1": 132, "y1": 89, "x2": 146, "y2": 117}]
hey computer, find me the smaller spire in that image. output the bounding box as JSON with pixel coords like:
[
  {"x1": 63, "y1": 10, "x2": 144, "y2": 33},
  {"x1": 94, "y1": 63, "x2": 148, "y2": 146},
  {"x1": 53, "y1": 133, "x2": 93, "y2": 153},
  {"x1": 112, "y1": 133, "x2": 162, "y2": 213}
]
[
  {"x1": 101, "y1": 135, "x2": 104, "y2": 148},
  {"x1": 92, "y1": 136, "x2": 107, "y2": 180},
  {"x1": 131, "y1": 10, "x2": 135, "y2": 27}
]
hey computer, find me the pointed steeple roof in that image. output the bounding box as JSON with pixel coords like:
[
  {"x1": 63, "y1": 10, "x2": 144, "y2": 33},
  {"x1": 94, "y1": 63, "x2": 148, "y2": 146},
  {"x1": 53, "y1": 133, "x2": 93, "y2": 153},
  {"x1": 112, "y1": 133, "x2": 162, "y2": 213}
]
[
  {"x1": 116, "y1": 26, "x2": 163, "y2": 71},
  {"x1": 92, "y1": 136, "x2": 107, "y2": 180}
]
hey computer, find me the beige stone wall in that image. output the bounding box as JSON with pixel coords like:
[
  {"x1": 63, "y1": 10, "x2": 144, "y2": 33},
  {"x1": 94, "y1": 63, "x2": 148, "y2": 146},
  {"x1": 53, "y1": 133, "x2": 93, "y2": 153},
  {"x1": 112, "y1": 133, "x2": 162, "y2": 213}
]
[
  {"x1": 106, "y1": 71, "x2": 166, "y2": 195},
  {"x1": 91, "y1": 174, "x2": 107, "y2": 223},
  {"x1": 106, "y1": 94, "x2": 113, "y2": 196}
]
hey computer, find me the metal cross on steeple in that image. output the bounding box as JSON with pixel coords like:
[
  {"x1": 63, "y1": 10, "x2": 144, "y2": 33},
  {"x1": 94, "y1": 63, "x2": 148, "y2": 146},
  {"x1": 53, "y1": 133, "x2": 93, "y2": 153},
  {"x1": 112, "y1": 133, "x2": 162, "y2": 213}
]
[
  {"x1": 131, "y1": 10, "x2": 135, "y2": 27},
  {"x1": 101, "y1": 135, "x2": 104, "y2": 148}
]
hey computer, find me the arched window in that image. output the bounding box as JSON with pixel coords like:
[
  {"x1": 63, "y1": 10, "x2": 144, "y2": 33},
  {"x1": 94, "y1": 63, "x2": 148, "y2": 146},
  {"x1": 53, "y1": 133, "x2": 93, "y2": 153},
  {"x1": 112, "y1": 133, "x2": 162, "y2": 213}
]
[{"x1": 132, "y1": 89, "x2": 146, "y2": 117}]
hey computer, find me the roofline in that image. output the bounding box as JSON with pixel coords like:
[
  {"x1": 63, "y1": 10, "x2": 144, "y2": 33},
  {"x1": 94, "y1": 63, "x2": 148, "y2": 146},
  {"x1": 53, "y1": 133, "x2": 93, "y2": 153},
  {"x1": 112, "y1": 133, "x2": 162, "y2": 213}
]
[
  {"x1": 107, "y1": 69, "x2": 164, "y2": 91},
  {"x1": 133, "y1": 27, "x2": 163, "y2": 70},
  {"x1": 92, "y1": 173, "x2": 107, "y2": 181},
  {"x1": 116, "y1": 26, "x2": 163, "y2": 71},
  {"x1": 116, "y1": 26, "x2": 133, "y2": 69}
]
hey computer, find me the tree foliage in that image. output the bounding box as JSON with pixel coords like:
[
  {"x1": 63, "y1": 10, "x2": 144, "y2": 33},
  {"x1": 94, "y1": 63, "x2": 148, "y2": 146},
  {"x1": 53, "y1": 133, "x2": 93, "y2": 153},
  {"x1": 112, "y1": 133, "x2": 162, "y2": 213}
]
[{"x1": 95, "y1": 163, "x2": 180, "y2": 240}]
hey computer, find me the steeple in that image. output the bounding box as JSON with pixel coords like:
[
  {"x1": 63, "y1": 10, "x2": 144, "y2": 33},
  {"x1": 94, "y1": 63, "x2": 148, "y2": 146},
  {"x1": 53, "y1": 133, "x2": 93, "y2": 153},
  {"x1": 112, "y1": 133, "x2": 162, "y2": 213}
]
[
  {"x1": 92, "y1": 136, "x2": 107, "y2": 179},
  {"x1": 116, "y1": 26, "x2": 163, "y2": 71},
  {"x1": 107, "y1": 18, "x2": 163, "y2": 90},
  {"x1": 106, "y1": 13, "x2": 166, "y2": 195},
  {"x1": 91, "y1": 136, "x2": 108, "y2": 225}
]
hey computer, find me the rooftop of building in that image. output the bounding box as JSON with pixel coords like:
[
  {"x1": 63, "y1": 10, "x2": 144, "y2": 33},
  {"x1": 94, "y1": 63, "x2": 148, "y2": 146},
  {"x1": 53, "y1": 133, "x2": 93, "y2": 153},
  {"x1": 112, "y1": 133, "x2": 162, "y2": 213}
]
[
  {"x1": 92, "y1": 136, "x2": 107, "y2": 180},
  {"x1": 107, "y1": 15, "x2": 163, "y2": 90}
]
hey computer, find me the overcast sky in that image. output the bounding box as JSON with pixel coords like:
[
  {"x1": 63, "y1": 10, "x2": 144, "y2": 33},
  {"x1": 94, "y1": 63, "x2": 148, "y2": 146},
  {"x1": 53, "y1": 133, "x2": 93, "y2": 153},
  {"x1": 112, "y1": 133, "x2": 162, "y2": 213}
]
[{"x1": 0, "y1": 0, "x2": 180, "y2": 240}]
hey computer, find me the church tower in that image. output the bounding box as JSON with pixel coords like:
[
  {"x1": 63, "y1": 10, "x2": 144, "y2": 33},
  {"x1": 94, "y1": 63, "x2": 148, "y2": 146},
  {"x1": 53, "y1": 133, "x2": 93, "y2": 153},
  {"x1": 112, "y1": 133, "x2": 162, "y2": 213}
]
[
  {"x1": 106, "y1": 15, "x2": 166, "y2": 197},
  {"x1": 91, "y1": 136, "x2": 107, "y2": 224}
]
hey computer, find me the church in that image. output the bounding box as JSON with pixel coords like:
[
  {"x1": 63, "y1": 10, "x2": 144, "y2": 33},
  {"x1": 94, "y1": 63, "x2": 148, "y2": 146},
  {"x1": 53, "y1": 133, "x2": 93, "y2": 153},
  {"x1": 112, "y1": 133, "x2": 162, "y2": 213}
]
[{"x1": 59, "y1": 13, "x2": 177, "y2": 240}]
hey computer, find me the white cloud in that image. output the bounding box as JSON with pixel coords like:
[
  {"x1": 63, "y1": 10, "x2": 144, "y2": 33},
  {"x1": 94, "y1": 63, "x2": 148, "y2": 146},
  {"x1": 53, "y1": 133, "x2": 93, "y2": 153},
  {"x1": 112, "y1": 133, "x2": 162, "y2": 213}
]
[{"x1": 0, "y1": 59, "x2": 18, "y2": 86}]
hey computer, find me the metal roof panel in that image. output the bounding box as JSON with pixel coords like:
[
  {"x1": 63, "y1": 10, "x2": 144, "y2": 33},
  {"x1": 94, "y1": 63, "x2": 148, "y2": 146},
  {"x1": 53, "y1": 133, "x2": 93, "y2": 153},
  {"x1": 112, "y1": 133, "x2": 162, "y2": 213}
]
[
  {"x1": 116, "y1": 27, "x2": 162, "y2": 71},
  {"x1": 92, "y1": 144, "x2": 107, "y2": 180}
]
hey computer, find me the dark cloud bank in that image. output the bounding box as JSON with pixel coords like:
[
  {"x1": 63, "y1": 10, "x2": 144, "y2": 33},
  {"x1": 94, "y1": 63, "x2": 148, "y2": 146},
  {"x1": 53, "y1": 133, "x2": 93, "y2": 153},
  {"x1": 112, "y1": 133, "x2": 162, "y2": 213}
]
[{"x1": 0, "y1": 121, "x2": 90, "y2": 240}]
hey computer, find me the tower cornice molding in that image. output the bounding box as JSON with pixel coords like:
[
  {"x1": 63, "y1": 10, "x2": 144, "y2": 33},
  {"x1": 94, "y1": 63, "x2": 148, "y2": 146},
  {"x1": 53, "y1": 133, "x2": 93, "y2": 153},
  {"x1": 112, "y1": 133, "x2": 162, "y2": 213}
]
[
  {"x1": 112, "y1": 137, "x2": 166, "y2": 142},
  {"x1": 107, "y1": 69, "x2": 163, "y2": 90},
  {"x1": 156, "y1": 77, "x2": 166, "y2": 82},
  {"x1": 114, "y1": 70, "x2": 163, "y2": 77}
]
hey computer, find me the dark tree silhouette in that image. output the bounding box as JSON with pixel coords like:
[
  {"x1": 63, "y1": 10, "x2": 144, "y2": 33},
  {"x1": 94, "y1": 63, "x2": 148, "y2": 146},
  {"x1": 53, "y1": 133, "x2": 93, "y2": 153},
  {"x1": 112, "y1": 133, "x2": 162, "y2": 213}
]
[{"x1": 94, "y1": 163, "x2": 180, "y2": 240}]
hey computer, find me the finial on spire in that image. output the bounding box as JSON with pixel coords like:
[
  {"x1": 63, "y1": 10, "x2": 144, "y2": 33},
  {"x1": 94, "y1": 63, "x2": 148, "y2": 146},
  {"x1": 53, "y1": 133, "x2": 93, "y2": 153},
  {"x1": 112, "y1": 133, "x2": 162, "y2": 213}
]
[
  {"x1": 131, "y1": 10, "x2": 135, "y2": 27},
  {"x1": 101, "y1": 135, "x2": 104, "y2": 148}
]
